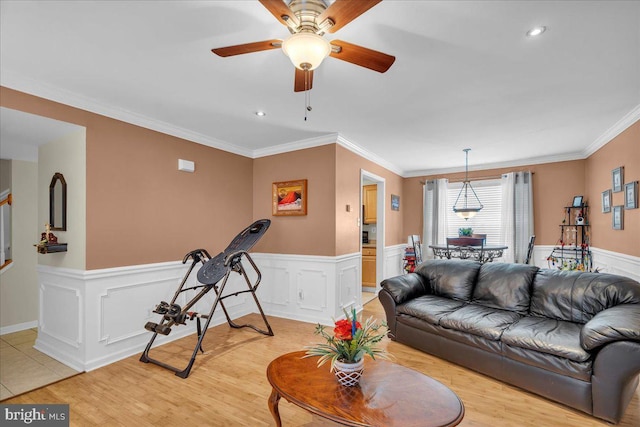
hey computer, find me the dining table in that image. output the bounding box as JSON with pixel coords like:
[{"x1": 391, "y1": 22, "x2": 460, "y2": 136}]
[{"x1": 429, "y1": 244, "x2": 508, "y2": 263}]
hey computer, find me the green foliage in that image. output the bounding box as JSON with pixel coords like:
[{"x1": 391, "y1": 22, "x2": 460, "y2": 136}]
[
  {"x1": 458, "y1": 227, "x2": 473, "y2": 236},
  {"x1": 304, "y1": 309, "x2": 391, "y2": 371}
]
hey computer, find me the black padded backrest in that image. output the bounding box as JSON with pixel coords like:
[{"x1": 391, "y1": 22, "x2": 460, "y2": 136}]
[
  {"x1": 530, "y1": 269, "x2": 640, "y2": 323},
  {"x1": 416, "y1": 259, "x2": 481, "y2": 302},
  {"x1": 472, "y1": 263, "x2": 539, "y2": 314}
]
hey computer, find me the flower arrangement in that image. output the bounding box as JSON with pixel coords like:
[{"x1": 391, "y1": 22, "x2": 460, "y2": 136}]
[{"x1": 304, "y1": 308, "x2": 390, "y2": 370}]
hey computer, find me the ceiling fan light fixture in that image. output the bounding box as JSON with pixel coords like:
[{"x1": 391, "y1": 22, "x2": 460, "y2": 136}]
[{"x1": 282, "y1": 32, "x2": 331, "y2": 70}]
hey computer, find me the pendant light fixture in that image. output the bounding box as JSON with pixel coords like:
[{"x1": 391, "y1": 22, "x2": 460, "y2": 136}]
[{"x1": 453, "y1": 148, "x2": 483, "y2": 220}]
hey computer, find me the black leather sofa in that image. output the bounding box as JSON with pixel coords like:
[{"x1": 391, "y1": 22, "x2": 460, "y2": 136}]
[{"x1": 379, "y1": 259, "x2": 640, "y2": 423}]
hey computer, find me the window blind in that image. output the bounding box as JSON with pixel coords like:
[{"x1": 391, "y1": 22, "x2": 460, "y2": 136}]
[{"x1": 446, "y1": 179, "x2": 502, "y2": 244}]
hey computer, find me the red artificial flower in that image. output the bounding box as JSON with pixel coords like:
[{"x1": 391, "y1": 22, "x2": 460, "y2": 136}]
[{"x1": 334, "y1": 319, "x2": 361, "y2": 340}]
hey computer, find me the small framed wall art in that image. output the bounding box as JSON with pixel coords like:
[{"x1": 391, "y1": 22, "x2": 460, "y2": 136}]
[
  {"x1": 391, "y1": 194, "x2": 400, "y2": 211},
  {"x1": 612, "y1": 166, "x2": 624, "y2": 192},
  {"x1": 625, "y1": 181, "x2": 638, "y2": 209},
  {"x1": 272, "y1": 179, "x2": 307, "y2": 216},
  {"x1": 572, "y1": 195, "x2": 583, "y2": 207},
  {"x1": 612, "y1": 205, "x2": 623, "y2": 230},
  {"x1": 601, "y1": 189, "x2": 611, "y2": 213}
]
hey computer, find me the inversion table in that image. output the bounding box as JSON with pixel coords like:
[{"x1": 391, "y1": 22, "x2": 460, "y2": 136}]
[{"x1": 140, "y1": 219, "x2": 273, "y2": 378}]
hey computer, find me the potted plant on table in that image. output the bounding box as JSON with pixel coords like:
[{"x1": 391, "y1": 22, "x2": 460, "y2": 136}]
[
  {"x1": 304, "y1": 308, "x2": 390, "y2": 387},
  {"x1": 458, "y1": 227, "x2": 473, "y2": 237}
]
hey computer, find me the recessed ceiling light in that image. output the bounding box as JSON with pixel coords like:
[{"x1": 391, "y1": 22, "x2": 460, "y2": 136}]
[
  {"x1": 255, "y1": 111, "x2": 266, "y2": 117},
  {"x1": 526, "y1": 26, "x2": 547, "y2": 37}
]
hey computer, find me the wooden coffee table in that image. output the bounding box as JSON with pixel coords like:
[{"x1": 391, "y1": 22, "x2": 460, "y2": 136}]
[{"x1": 266, "y1": 351, "x2": 464, "y2": 427}]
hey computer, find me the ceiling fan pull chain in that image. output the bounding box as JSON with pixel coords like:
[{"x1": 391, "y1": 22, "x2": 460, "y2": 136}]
[{"x1": 304, "y1": 68, "x2": 312, "y2": 121}]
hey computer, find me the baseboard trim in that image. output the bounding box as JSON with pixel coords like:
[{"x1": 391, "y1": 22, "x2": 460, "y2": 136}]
[{"x1": 0, "y1": 320, "x2": 38, "y2": 336}]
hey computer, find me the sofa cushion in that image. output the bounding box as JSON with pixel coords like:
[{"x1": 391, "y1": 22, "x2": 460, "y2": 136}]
[
  {"x1": 501, "y1": 316, "x2": 590, "y2": 362},
  {"x1": 472, "y1": 263, "x2": 538, "y2": 314},
  {"x1": 502, "y1": 344, "x2": 592, "y2": 382},
  {"x1": 439, "y1": 304, "x2": 521, "y2": 341},
  {"x1": 397, "y1": 295, "x2": 466, "y2": 325},
  {"x1": 416, "y1": 259, "x2": 481, "y2": 302},
  {"x1": 530, "y1": 269, "x2": 640, "y2": 323}
]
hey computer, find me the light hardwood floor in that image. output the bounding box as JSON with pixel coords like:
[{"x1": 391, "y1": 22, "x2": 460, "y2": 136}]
[{"x1": 3, "y1": 298, "x2": 639, "y2": 426}]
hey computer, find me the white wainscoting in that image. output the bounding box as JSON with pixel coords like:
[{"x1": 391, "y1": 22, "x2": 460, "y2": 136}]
[
  {"x1": 529, "y1": 245, "x2": 640, "y2": 282},
  {"x1": 34, "y1": 247, "x2": 405, "y2": 372},
  {"x1": 35, "y1": 261, "x2": 254, "y2": 372},
  {"x1": 588, "y1": 247, "x2": 640, "y2": 282},
  {"x1": 384, "y1": 244, "x2": 406, "y2": 279},
  {"x1": 30, "y1": 246, "x2": 640, "y2": 372},
  {"x1": 252, "y1": 252, "x2": 360, "y2": 325}
]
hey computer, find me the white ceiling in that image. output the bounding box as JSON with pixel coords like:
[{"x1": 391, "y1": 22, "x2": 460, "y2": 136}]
[
  {"x1": 1, "y1": 1, "x2": 638, "y2": 175},
  {"x1": 0, "y1": 107, "x2": 84, "y2": 161}
]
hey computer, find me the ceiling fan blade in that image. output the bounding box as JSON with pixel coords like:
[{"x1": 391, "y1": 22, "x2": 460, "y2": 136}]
[
  {"x1": 211, "y1": 40, "x2": 282, "y2": 57},
  {"x1": 329, "y1": 40, "x2": 395, "y2": 73},
  {"x1": 318, "y1": 0, "x2": 382, "y2": 33},
  {"x1": 294, "y1": 68, "x2": 314, "y2": 92},
  {"x1": 259, "y1": 0, "x2": 300, "y2": 29}
]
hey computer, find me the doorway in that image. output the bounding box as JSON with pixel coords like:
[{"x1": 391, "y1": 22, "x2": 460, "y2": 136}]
[
  {"x1": 0, "y1": 107, "x2": 85, "y2": 398},
  {"x1": 360, "y1": 170, "x2": 385, "y2": 306}
]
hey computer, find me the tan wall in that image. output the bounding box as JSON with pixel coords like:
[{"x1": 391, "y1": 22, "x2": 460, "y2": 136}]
[
  {"x1": 1, "y1": 87, "x2": 254, "y2": 270},
  {"x1": 335, "y1": 146, "x2": 404, "y2": 255},
  {"x1": 85, "y1": 116, "x2": 253, "y2": 268},
  {"x1": 0, "y1": 160, "x2": 39, "y2": 329},
  {"x1": 252, "y1": 144, "x2": 404, "y2": 257},
  {"x1": 3, "y1": 86, "x2": 636, "y2": 266},
  {"x1": 403, "y1": 160, "x2": 587, "y2": 247},
  {"x1": 585, "y1": 120, "x2": 640, "y2": 257},
  {"x1": 252, "y1": 145, "x2": 336, "y2": 256}
]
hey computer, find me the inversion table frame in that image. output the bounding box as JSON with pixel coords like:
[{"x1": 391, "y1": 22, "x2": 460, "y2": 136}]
[{"x1": 140, "y1": 219, "x2": 273, "y2": 378}]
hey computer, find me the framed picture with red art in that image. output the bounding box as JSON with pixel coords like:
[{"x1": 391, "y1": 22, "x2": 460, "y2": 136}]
[{"x1": 272, "y1": 179, "x2": 307, "y2": 216}]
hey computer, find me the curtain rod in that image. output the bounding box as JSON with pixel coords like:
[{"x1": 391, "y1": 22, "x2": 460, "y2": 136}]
[{"x1": 420, "y1": 171, "x2": 534, "y2": 185}]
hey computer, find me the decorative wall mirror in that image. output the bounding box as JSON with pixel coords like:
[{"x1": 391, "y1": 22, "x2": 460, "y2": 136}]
[{"x1": 49, "y1": 172, "x2": 67, "y2": 231}]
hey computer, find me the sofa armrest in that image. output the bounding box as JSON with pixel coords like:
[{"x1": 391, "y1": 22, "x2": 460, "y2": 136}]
[
  {"x1": 581, "y1": 304, "x2": 640, "y2": 351},
  {"x1": 592, "y1": 340, "x2": 640, "y2": 423},
  {"x1": 380, "y1": 273, "x2": 428, "y2": 305}
]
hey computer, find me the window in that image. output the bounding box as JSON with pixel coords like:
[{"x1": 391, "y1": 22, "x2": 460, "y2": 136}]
[{"x1": 446, "y1": 179, "x2": 502, "y2": 244}]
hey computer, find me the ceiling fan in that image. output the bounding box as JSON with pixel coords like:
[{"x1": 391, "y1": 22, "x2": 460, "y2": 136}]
[{"x1": 211, "y1": 0, "x2": 395, "y2": 92}]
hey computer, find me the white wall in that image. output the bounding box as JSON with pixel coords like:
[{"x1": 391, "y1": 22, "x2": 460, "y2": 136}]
[
  {"x1": 0, "y1": 160, "x2": 39, "y2": 332},
  {"x1": 38, "y1": 129, "x2": 86, "y2": 270}
]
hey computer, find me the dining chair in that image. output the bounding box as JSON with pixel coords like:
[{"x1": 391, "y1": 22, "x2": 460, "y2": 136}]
[{"x1": 524, "y1": 235, "x2": 536, "y2": 264}]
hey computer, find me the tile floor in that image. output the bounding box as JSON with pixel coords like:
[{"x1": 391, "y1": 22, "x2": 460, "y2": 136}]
[{"x1": 0, "y1": 328, "x2": 81, "y2": 400}]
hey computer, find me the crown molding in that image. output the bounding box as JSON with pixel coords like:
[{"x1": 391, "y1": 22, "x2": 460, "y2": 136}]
[
  {"x1": 335, "y1": 135, "x2": 404, "y2": 176},
  {"x1": 252, "y1": 133, "x2": 339, "y2": 158},
  {"x1": 252, "y1": 133, "x2": 405, "y2": 176},
  {"x1": 404, "y1": 151, "x2": 587, "y2": 178},
  {"x1": 0, "y1": 70, "x2": 253, "y2": 158},
  {"x1": 2, "y1": 71, "x2": 635, "y2": 179},
  {"x1": 583, "y1": 104, "x2": 640, "y2": 158},
  {"x1": 404, "y1": 106, "x2": 640, "y2": 178}
]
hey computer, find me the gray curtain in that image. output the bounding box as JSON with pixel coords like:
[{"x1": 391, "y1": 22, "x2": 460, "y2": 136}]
[
  {"x1": 500, "y1": 171, "x2": 534, "y2": 263},
  {"x1": 422, "y1": 178, "x2": 449, "y2": 259}
]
